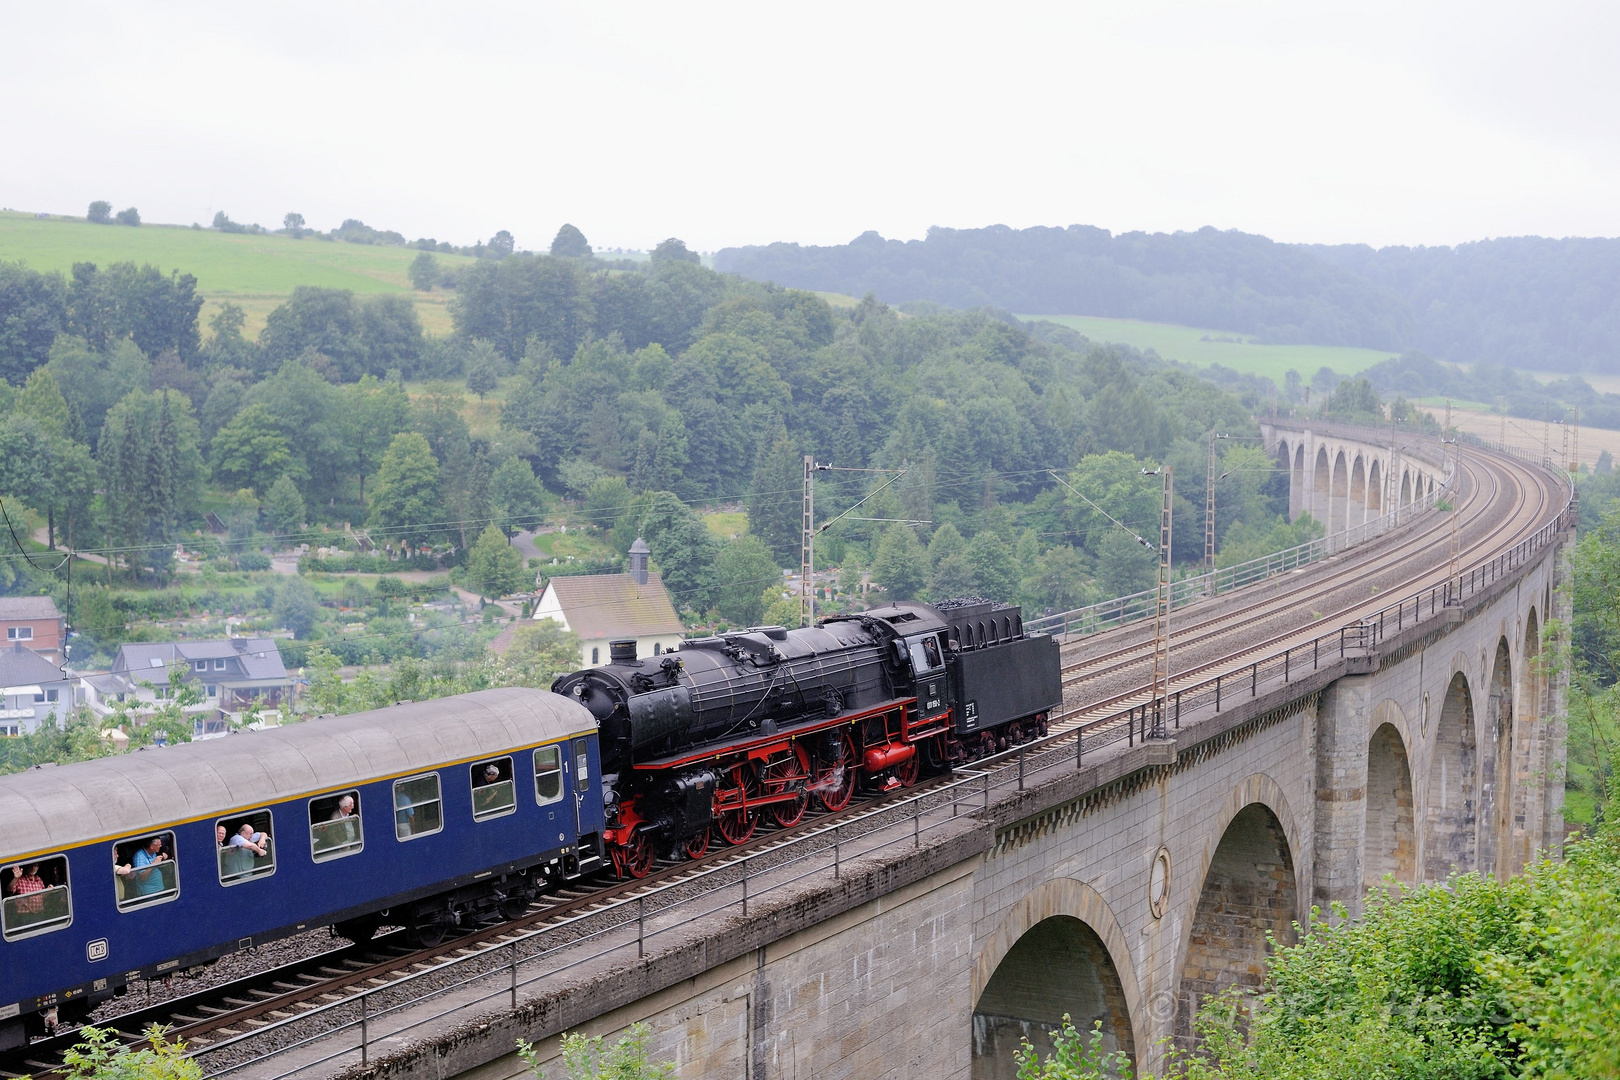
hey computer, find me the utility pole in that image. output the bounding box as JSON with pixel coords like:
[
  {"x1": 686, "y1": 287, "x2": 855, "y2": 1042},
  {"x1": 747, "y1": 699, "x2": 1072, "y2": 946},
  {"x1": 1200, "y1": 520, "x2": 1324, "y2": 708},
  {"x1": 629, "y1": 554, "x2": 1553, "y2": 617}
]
[
  {"x1": 801, "y1": 455, "x2": 814, "y2": 628},
  {"x1": 1204, "y1": 432, "x2": 1223, "y2": 580},
  {"x1": 1542, "y1": 406, "x2": 1551, "y2": 469},
  {"x1": 1147, "y1": 465, "x2": 1173, "y2": 737},
  {"x1": 1573, "y1": 406, "x2": 1580, "y2": 473},
  {"x1": 1560, "y1": 414, "x2": 1570, "y2": 474}
]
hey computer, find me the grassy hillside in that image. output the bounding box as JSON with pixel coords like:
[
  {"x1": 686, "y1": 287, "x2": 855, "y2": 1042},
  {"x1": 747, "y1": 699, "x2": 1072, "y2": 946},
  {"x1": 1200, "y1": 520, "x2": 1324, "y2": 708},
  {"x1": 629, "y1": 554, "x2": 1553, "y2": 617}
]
[
  {"x1": 0, "y1": 211, "x2": 473, "y2": 336},
  {"x1": 1023, "y1": 313, "x2": 1397, "y2": 386}
]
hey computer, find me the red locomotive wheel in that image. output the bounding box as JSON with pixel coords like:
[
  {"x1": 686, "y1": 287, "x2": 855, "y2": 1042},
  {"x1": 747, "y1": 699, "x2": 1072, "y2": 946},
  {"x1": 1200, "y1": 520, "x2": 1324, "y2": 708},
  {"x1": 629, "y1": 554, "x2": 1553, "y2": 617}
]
[
  {"x1": 766, "y1": 747, "x2": 810, "y2": 827},
  {"x1": 816, "y1": 731, "x2": 857, "y2": 812},
  {"x1": 717, "y1": 764, "x2": 758, "y2": 844},
  {"x1": 894, "y1": 749, "x2": 920, "y2": 787},
  {"x1": 623, "y1": 828, "x2": 656, "y2": 878},
  {"x1": 684, "y1": 828, "x2": 711, "y2": 860}
]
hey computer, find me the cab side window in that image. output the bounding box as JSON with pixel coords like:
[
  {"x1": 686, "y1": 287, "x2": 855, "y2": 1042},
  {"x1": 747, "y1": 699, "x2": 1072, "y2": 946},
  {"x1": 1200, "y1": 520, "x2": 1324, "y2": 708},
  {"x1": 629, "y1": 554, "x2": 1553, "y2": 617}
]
[
  {"x1": 113, "y1": 832, "x2": 179, "y2": 910},
  {"x1": 2, "y1": 854, "x2": 71, "y2": 940},
  {"x1": 471, "y1": 757, "x2": 516, "y2": 821},
  {"x1": 394, "y1": 774, "x2": 443, "y2": 840},
  {"x1": 534, "y1": 745, "x2": 564, "y2": 805},
  {"x1": 310, "y1": 791, "x2": 363, "y2": 861},
  {"x1": 216, "y1": 810, "x2": 275, "y2": 885}
]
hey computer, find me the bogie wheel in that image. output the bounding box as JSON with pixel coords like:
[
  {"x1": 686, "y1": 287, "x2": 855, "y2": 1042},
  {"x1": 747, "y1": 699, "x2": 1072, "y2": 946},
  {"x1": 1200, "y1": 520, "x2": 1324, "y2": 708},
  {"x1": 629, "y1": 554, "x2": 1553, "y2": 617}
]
[
  {"x1": 717, "y1": 764, "x2": 759, "y2": 844},
  {"x1": 765, "y1": 746, "x2": 811, "y2": 827},
  {"x1": 816, "y1": 731, "x2": 858, "y2": 812},
  {"x1": 684, "y1": 828, "x2": 711, "y2": 860},
  {"x1": 894, "y1": 749, "x2": 920, "y2": 788},
  {"x1": 408, "y1": 915, "x2": 450, "y2": 948},
  {"x1": 500, "y1": 896, "x2": 531, "y2": 921},
  {"x1": 622, "y1": 828, "x2": 656, "y2": 878}
]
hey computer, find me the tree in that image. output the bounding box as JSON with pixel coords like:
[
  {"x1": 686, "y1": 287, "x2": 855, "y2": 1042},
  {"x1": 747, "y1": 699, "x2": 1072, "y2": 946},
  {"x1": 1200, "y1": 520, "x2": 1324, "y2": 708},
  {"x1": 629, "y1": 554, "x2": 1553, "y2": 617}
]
[
  {"x1": 340, "y1": 375, "x2": 412, "y2": 510},
  {"x1": 0, "y1": 260, "x2": 67, "y2": 385},
  {"x1": 271, "y1": 577, "x2": 318, "y2": 639},
  {"x1": 488, "y1": 456, "x2": 546, "y2": 534},
  {"x1": 366, "y1": 431, "x2": 442, "y2": 548},
  {"x1": 467, "y1": 351, "x2": 500, "y2": 397},
  {"x1": 86, "y1": 201, "x2": 112, "y2": 224},
  {"x1": 284, "y1": 212, "x2": 305, "y2": 232},
  {"x1": 410, "y1": 251, "x2": 439, "y2": 291},
  {"x1": 711, "y1": 535, "x2": 781, "y2": 625},
  {"x1": 964, "y1": 529, "x2": 1019, "y2": 601},
  {"x1": 650, "y1": 238, "x2": 701, "y2": 267},
  {"x1": 636, "y1": 491, "x2": 719, "y2": 608},
  {"x1": 466, "y1": 523, "x2": 527, "y2": 599},
  {"x1": 66, "y1": 261, "x2": 203, "y2": 362},
  {"x1": 209, "y1": 403, "x2": 298, "y2": 493},
  {"x1": 518, "y1": 1022, "x2": 674, "y2": 1080},
  {"x1": 871, "y1": 525, "x2": 927, "y2": 601},
  {"x1": 1096, "y1": 528, "x2": 1155, "y2": 598},
  {"x1": 97, "y1": 389, "x2": 204, "y2": 572},
  {"x1": 112, "y1": 206, "x2": 140, "y2": 226},
  {"x1": 264, "y1": 473, "x2": 306, "y2": 534},
  {"x1": 926, "y1": 523, "x2": 966, "y2": 569},
  {"x1": 260, "y1": 286, "x2": 366, "y2": 377},
  {"x1": 488, "y1": 230, "x2": 515, "y2": 257},
  {"x1": 499, "y1": 621, "x2": 581, "y2": 686},
  {"x1": 1024, "y1": 545, "x2": 1089, "y2": 613},
  {"x1": 17, "y1": 368, "x2": 70, "y2": 437},
  {"x1": 747, "y1": 426, "x2": 801, "y2": 566},
  {"x1": 62, "y1": 1024, "x2": 201, "y2": 1080},
  {"x1": 550, "y1": 224, "x2": 591, "y2": 258},
  {"x1": 1066, "y1": 452, "x2": 1160, "y2": 555}
]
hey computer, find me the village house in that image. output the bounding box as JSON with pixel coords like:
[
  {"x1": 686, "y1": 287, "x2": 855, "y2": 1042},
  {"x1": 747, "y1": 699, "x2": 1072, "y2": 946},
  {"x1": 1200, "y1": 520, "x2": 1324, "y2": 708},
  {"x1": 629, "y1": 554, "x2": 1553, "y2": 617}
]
[
  {"x1": 529, "y1": 539, "x2": 685, "y2": 667},
  {"x1": 0, "y1": 596, "x2": 65, "y2": 663},
  {"x1": 0, "y1": 644, "x2": 73, "y2": 736},
  {"x1": 80, "y1": 638, "x2": 292, "y2": 735}
]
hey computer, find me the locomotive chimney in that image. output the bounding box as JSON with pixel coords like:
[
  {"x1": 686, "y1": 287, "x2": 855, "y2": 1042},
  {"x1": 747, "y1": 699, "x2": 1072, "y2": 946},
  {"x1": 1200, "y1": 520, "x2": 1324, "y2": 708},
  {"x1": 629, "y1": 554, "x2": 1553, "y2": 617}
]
[
  {"x1": 628, "y1": 537, "x2": 650, "y2": 586},
  {"x1": 609, "y1": 639, "x2": 638, "y2": 664}
]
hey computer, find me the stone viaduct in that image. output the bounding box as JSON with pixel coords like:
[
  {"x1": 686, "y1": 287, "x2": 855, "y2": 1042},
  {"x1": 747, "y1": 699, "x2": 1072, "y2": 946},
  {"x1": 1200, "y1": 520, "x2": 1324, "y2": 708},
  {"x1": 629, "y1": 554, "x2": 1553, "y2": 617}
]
[{"x1": 307, "y1": 425, "x2": 1570, "y2": 1080}]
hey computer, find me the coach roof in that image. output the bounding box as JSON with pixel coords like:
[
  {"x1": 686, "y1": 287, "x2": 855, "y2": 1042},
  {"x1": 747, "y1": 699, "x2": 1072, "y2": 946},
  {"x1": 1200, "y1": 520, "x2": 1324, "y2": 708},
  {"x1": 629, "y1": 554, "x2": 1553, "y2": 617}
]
[{"x1": 0, "y1": 687, "x2": 594, "y2": 859}]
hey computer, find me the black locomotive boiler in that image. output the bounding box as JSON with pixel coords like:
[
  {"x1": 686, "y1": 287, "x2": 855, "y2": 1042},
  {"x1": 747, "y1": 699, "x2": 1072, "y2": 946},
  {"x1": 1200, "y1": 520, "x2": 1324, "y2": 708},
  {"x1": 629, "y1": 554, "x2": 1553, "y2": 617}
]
[{"x1": 552, "y1": 599, "x2": 1061, "y2": 877}]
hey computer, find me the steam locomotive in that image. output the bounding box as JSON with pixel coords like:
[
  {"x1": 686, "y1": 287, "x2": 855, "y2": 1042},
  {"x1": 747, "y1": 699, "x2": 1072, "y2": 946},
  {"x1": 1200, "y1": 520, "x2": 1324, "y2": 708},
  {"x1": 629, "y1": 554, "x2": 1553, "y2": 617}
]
[{"x1": 553, "y1": 599, "x2": 1062, "y2": 877}]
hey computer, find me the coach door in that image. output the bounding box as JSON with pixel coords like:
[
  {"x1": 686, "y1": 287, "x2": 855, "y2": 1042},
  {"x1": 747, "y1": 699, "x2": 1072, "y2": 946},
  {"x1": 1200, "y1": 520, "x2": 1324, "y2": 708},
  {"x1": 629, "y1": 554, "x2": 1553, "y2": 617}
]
[{"x1": 571, "y1": 739, "x2": 591, "y2": 834}]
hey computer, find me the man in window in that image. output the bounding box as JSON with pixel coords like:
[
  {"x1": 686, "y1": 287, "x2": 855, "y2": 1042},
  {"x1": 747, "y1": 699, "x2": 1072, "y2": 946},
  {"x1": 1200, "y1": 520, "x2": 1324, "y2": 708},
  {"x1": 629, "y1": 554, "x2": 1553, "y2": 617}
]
[
  {"x1": 6, "y1": 864, "x2": 44, "y2": 915},
  {"x1": 116, "y1": 837, "x2": 171, "y2": 896},
  {"x1": 229, "y1": 823, "x2": 268, "y2": 857},
  {"x1": 329, "y1": 794, "x2": 356, "y2": 821}
]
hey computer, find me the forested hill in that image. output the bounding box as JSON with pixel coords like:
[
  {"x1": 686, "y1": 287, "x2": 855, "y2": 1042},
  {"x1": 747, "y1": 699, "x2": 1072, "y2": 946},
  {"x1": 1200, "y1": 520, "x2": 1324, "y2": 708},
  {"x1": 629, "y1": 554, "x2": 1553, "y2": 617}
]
[{"x1": 715, "y1": 225, "x2": 1620, "y2": 374}]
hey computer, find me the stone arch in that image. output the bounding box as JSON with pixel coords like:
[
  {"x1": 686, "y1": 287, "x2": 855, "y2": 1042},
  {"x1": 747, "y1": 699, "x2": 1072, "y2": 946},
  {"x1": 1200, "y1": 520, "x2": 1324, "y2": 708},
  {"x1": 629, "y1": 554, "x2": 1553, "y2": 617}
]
[
  {"x1": 1521, "y1": 609, "x2": 1542, "y2": 724},
  {"x1": 973, "y1": 879, "x2": 1140, "y2": 1078},
  {"x1": 1291, "y1": 444, "x2": 1305, "y2": 521},
  {"x1": 1481, "y1": 637, "x2": 1515, "y2": 879},
  {"x1": 1176, "y1": 807, "x2": 1298, "y2": 1046},
  {"x1": 1400, "y1": 468, "x2": 1412, "y2": 506},
  {"x1": 1367, "y1": 458, "x2": 1382, "y2": 516},
  {"x1": 1313, "y1": 445, "x2": 1330, "y2": 520},
  {"x1": 1365, "y1": 718, "x2": 1417, "y2": 892},
  {"x1": 1424, "y1": 670, "x2": 1478, "y2": 879},
  {"x1": 1330, "y1": 449, "x2": 1349, "y2": 533},
  {"x1": 1349, "y1": 455, "x2": 1367, "y2": 527}
]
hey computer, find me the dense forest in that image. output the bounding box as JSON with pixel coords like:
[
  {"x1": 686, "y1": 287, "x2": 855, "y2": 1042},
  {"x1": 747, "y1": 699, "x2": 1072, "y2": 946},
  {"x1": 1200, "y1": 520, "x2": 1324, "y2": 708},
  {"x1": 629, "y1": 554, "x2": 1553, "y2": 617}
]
[
  {"x1": 0, "y1": 224, "x2": 1327, "y2": 665},
  {"x1": 715, "y1": 225, "x2": 1620, "y2": 375}
]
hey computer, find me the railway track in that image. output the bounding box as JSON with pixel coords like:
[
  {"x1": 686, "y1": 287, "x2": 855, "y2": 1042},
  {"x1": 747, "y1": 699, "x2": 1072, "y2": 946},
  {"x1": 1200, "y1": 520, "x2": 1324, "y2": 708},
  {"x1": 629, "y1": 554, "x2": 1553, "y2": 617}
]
[
  {"x1": 10, "y1": 431, "x2": 1568, "y2": 1080},
  {"x1": 1046, "y1": 437, "x2": 1561, "y2": 737}
]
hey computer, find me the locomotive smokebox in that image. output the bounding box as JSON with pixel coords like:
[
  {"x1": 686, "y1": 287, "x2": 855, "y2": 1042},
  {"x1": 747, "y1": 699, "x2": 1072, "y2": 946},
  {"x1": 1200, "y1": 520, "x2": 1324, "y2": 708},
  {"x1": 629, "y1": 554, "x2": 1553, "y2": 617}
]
[{"x1": 609, "y1": 639, "x2": 638, "y2": 664}]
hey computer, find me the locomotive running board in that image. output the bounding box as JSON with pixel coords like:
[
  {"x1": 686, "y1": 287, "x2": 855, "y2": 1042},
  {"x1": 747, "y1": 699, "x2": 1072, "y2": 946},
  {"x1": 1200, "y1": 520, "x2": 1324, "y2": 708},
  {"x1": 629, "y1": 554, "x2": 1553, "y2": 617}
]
[{"x1": 630, "y1": 696, "x2": 918, "y2": 771}]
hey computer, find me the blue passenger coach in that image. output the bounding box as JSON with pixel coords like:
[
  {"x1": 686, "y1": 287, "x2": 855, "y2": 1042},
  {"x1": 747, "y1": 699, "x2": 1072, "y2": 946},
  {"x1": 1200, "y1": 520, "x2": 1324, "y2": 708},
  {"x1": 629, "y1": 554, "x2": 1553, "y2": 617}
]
[{"x1": 0, "y1": 688, "x2": 602, "y2": 1049}]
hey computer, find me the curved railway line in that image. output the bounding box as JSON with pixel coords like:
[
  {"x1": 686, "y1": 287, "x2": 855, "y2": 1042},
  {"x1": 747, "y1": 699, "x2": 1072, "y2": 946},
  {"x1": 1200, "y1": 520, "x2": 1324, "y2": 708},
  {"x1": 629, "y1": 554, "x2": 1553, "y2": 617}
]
[{"x1": 4, "y1": 429, "x2": 1572, "y2": 1080}]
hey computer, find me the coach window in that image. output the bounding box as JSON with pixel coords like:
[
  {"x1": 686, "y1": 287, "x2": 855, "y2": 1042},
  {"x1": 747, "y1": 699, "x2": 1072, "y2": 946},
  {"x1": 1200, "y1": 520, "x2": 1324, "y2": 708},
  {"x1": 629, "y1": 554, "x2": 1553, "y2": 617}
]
[
  {"x1": 113, "y1": 832, "x2": 179, "y2": 911},
  {"x1": 534, "y1": 745, "x2": 564, "y2": 805},
  {"x1": 574, "y1": 741, "x2": 590, "y2": 789},
  {"x1": 471, "y1": 757, "x2": 517, "y2": 821},
  {"x1": 393, "y1": 774, "x2": 443, "y2": 840},
  {"x1": 216, "y1": 810, "x2": 275, "y2": 885},
  {"x1": 2, "y1": 854, "x2": 71, "y2": 940},
  {"x1": 309, "y1": 791, "x2": 363, "y2": 861}
]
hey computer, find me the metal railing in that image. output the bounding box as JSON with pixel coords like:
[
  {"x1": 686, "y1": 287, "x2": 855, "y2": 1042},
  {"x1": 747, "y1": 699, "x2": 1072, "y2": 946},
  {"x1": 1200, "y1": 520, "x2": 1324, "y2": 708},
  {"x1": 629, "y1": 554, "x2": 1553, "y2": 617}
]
[
  {"x1": 194, "y1": 430, "x2": 1570, "y2": 1080},
  {"x1": 1026, "y1": 438, "x2": 1454, "y2": 641}
]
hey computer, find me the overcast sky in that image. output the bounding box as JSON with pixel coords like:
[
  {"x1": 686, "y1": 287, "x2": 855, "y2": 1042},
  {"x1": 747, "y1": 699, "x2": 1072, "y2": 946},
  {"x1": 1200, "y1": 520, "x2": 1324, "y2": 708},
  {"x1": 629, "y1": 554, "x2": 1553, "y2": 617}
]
[{"x1": 5, "y1": 2, "x2": 1617, "y2": 253}]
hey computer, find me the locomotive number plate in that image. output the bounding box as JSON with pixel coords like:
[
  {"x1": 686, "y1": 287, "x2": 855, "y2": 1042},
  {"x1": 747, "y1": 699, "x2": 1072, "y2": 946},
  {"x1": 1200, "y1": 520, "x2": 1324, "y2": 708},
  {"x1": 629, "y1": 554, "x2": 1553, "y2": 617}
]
[{"x1": 963, "y1": 701, "x2": 978, "y2": 730}]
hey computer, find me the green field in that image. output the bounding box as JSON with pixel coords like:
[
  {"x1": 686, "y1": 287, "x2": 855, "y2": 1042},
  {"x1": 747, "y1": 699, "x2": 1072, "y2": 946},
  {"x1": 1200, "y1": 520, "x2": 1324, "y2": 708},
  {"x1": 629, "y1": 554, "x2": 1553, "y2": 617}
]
[
  {"x1": 0, "y1": 211, "x2": 474, "y2": 336},
  {"x1": 1020, "y1": 313, "x2": 1399, "y2": 386}
]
